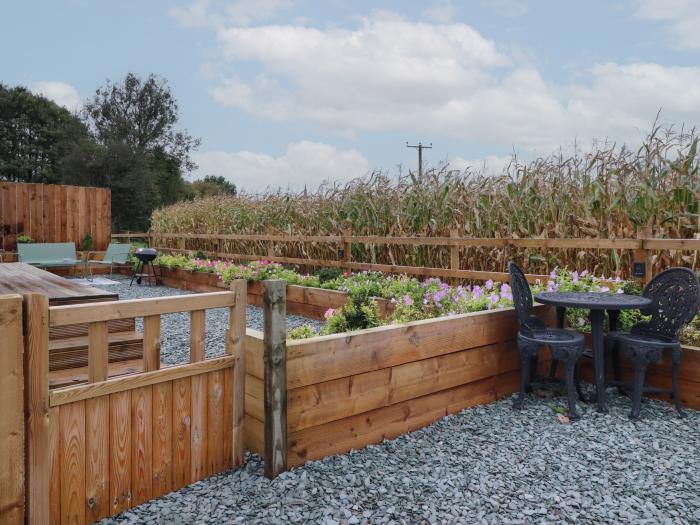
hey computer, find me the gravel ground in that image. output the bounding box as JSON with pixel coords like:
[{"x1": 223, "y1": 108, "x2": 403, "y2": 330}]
[
  {"x1": 94, "y1": 277, "x2": 700, "y2": 524},
  {"x1": 100, "y1": 275, "x2": 324, "y2": 365},
  {"x1": 100, "y1": 389, "x2": 700, "y2": 525}
]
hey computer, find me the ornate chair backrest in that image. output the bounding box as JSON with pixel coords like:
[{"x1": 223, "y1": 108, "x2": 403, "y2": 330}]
[
  {"x1": 508, "y1": 261, "x2": 538, "y2": 330},
  {"x1": 637, "y1": 267, "x2": 700, "y2": 341}
]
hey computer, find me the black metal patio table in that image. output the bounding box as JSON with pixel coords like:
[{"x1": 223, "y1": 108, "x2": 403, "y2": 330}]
[{"x1": 534, "y1": 291, "x2": 651, "y2": 413}]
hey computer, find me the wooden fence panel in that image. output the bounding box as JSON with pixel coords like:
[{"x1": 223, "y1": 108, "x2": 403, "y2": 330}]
[
  {"x1": 21, "y1": 283, "x2": 247, "y2": 524},
  {"x1": 0, "y1": 182, "x2": 111, "y2": 251}
]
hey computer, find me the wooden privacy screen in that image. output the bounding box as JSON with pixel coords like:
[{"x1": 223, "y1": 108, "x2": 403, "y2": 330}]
[
  {"x1": 0, "y1": 182, "x2": 111, "y2": 251},
  {"x1": 23, "y1": 282, "x2": 246, "y2": 525}
]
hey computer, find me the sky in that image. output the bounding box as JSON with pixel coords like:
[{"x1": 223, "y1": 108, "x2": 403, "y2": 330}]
[{"x1": 3, "y1": 0, "x2": 700, "y2": 191}]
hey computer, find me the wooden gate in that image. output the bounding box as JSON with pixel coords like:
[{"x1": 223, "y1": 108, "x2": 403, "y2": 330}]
[{"x1": 22, "y1": 281, "x2": 247, "y2": 524}]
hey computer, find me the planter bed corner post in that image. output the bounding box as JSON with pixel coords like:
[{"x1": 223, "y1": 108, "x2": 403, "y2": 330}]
[{"x1": 263, "y1": 280, "x2": 288, "y2": 478}]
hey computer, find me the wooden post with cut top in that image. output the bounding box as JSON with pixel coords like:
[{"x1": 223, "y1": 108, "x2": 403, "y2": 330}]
[
  {"x1": 0, "y1": 294, "x2": 24, "y2": 525},
  {"x1": 262, "y1": 279, "x2": 287, "y2": 478},
  {"x1": 23, "y1": 293, "x2": 51, "y2": 525},
  {"x1": 635, "y1": 226, "x2": 653, "y2": 285},
  {"x1": 229, "y1": 279, "x2": 247, "y2": 467}
]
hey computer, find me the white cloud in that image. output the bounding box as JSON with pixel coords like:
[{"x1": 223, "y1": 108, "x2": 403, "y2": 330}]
[
  {"x1": 192, "y1": 141, "x2": 369, "y2": 190},
  {"x1": 32, "y1": 81, "x2": 81, "y2": 112},
  {"x1": 205, "y1": 11, "x2": 700, "y2": 151},
  {"x1": 449, "y1": 155, "x2": 514, "y2": 176},
  {"x1": 635, "y1": 0, "x2": 700, "y2": 49}
]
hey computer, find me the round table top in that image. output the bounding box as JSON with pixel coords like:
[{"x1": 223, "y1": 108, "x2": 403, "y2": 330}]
[{"x1": 534, "y1": 291, "x2": 652, "y2": 310}]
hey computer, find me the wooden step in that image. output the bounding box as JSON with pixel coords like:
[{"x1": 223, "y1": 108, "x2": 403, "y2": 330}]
[
  {"x1": 48, "y1": 330, "x2": 144, "y2": 371},
  {"x1": 49, "y1": 358, "x2": 144, "y2": 390}
]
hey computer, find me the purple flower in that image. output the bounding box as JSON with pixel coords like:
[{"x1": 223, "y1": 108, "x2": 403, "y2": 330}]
[
  {"x1": 572, "y1": 272, "x2": 579, "y2": 284},
  {"x1": 485, "y1": 279, "x2": 494, "y2": 290},
  {"x1": 402, "y1": 294, "x2": 413, "y2": 306}
]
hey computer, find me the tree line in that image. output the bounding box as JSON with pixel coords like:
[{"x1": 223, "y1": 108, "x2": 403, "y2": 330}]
[{"x1": 0, "y1": 73, "x2": 236, "y2": 231}]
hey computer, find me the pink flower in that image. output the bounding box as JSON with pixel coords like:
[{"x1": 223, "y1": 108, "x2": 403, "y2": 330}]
[{"x1": 324, "y1": 308, "x2": 336, "y2": 319}]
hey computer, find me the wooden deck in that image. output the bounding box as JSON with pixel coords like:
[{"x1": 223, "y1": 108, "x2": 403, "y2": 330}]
[{"x1": 0, "y1": 262, "x2": 117, "y2": 304}]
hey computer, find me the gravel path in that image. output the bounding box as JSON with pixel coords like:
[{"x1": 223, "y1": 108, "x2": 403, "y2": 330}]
[
  {"x1": 95, "y1": 278, "x2": 700, "y2": 524},
  {"x1": 100, "y1": 390, "x2": 700, "y2": 525},
  {"x1": 100, "y1": 276, "x2": 323, "y2": 365}
]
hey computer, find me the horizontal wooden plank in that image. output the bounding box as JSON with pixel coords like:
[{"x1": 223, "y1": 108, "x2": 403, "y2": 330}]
[
  {"x1": 144, "y1": 232, "x2": 646, "y2": 250},
  {"x1": 284, "y1": 306, "x2": 538, "y2": 389},
  {"x1": 643, "y1": 239, "x2": 700, "y2": 251},
  {"x1": 287, "y1": 369, "x2": 521, "y2": 466},
  {"x1": 49, "y1": 292, "x2": 236, "y2": 326},
  {"x1": 50, "y1": 356, "x2": 236, "y2": 406},
  {"x1": 288, "y1": 368, "x2": 392, "y2": 433},
  {"x1": 245, "y1": 329, "x2": 264, "y2": 380}
]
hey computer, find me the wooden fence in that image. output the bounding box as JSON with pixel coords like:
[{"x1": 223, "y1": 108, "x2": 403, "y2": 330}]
[
  {"x1": 0, "y1": 182, "x2": 111, "y2": 251},
  {"x1": 7, "y1": 281, "x2": 247, "y2": 525},
  {"x1": 112, "y1": 230, "x2": 700, "y2": 284}
]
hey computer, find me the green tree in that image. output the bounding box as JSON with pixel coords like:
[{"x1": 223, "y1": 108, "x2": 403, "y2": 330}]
[
  {"x1": 0, "y1": 84, "x2": 88, "y2": 182},
  {"x1": 81, "y1": 73, "x2": 201, "y2": 230},
  {"x1": 191, "y1": 175, "x2": 237, "y2": 198}
]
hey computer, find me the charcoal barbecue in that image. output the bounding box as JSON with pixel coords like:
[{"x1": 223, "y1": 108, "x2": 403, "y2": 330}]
[{"x1": 130, "y1": 247, "x2": 159, "y2": 286}]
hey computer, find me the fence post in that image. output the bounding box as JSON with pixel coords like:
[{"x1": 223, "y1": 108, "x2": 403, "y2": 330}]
[
  {"x1": 262, "y1": 280, "x2": 287, "y2": 479},
  {"x1": 635, "y1": 226, "x2": 653, "y2": 285},
  {"x1": 450, "y1": 229, "x2": 460, "y2": 284},
  {"x1": 229, "y1": 279, "x2": 247, "y2": 467},
  {"x1": 22, "y1": 293, "x2": 50, "y2": 524},
  {"x1": 0, "y1": 294, "x2": 24, "y2": 525},
  {"x1": 341, "y1": 230, "x2": 352, "y2": 267}
]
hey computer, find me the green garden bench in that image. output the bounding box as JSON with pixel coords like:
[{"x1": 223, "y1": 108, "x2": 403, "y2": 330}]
[
  {"x1": 18, "y1": 242, "x2": 80, "y2": 269},
  {"x1": 84, "y1": 242, "x2": 133, "y2": 277}
]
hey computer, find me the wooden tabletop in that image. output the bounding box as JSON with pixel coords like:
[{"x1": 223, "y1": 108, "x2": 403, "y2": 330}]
[{"x1": 0, "y1": 263, "x2": 118, "y2": 305}]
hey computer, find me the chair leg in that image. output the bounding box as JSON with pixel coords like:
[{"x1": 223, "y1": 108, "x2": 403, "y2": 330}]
[
  {"x1": 529, "y1": 354, "x2": 539, "y2": 386},
  {"x1": 514, "y1": 352, "x2": 531, "y2": 410},
  {"x1": 630, "y1": 356, "x2": 649, "y2": 421},
  {"x1": 574, "y1": 363, "x2": 586, "y2": 402},
  {"x1": 564, "y1": 357, "x2": 581, "y2": 421},
  {"x1": 671, "y1": 347, "x2": 686, "y2": 418},
  {"x1": 547, "y1": 359, "x2": 558, "y2": 380}
]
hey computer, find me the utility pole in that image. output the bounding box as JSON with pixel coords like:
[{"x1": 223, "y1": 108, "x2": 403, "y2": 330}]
[{"x1": 406, "y1": 142, "x2": 432, "y2": 177}]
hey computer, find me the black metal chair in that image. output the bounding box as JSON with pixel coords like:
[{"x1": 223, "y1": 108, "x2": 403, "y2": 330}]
[
  {"x1": 509, "y1": 262, "x2": 586, "y2": 420},
  {"x1": 605, "y1": 267, "x2": 700, "y2": 420}
]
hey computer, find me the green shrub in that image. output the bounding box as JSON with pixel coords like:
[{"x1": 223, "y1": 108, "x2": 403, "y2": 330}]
[
  {"x1": 17, "y1": 234, "x2": 34, "y2": 243},
  {"x1": 288, "y1": 324, "x2": 319, "y2": 340},
  {"x1": 317, "y1": 267, "x2": 343, "y2": 283}
]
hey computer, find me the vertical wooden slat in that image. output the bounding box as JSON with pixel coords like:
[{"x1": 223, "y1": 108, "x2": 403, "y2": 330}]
[
  {"x1": 223, "y1": 368, "x2": 234, "y2": 470},
  {"x1": 207, "y1": 371, "x2": 225, "y2": 475},
  {"x1": 263, "y1": 280, "x2": 288, "y2": 479},
  {"x1": 190, "y1": 374, "x2": 208, "y2": 482},
  {"x1": 46, "y1": 185, "x2": 55, "y2": 247},
  {"x1": 152, "y1": 382, "x2": 173, "y2": 498},
  {"x1": 109, "y1": 391, "x2": 131, "y2": 515},
  {"x1": 48, "y1": 407, "x2": 60, "y2": 525},
  {"x1": 0, "y1": 294, "x2": 24, "y2": 525},
  {"x1": 190, "y1": 310, "x2": 206, "y2": 363},
  {"x1": 27, "y1": 184, "x2": 37, "y2": 239},
  {"x1": 59, "y1": 186, "x2": 68, "y2": 243},
  {"x1": 131, "y1": 386, "x2": 153, "y2": 506},
  {"x1": 23, "y1": 293, "x2": 51, "y2": 524},
  {"x1": 172, "y1": 378, "x2": 191, "y2": 488},
  {"x1": 59, "y1": 400, "x2": 86, "y2": 525},
  {"x1": 88, "y1": 321, "x2": 108, "y2": 383},
  {"x1": 85, "y1": 397, "x2": 109, "y2": 523},
  {"x1": 229, "y1": 279, "x2": 247, "y2": 467},
  {"x1": 143, "y1": 315, "x2": 161, "y2": 372}
]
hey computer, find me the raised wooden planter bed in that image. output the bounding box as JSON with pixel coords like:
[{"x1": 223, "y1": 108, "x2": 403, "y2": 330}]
[
  {"x1": 244, "y1": 299, "x2": 553, "y2": 471},
  {"x1": 149, "y1": 266, "x2": 393, "y2": 320}
]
